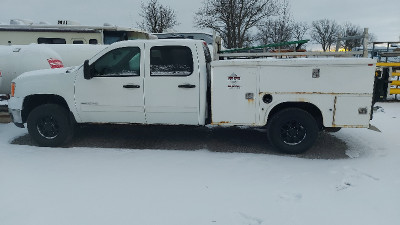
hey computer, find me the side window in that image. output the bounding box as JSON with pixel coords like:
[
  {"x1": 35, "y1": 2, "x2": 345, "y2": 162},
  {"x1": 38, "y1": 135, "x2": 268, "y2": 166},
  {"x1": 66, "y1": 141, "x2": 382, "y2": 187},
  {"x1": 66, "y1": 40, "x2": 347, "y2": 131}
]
[
  {"x1": 150, "y1": 46, "x2": 193, "y2": 76},
  {"x1": 91, "y1": 47, "x2": 141, "y2": 77}
]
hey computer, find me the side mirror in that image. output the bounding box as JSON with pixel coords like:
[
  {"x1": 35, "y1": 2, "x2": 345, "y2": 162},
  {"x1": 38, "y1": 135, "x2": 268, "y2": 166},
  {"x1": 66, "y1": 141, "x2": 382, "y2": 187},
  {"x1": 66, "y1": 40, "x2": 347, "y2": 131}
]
[{"x1": 83, "y1": 60, "x2": 92, "y2": 80}]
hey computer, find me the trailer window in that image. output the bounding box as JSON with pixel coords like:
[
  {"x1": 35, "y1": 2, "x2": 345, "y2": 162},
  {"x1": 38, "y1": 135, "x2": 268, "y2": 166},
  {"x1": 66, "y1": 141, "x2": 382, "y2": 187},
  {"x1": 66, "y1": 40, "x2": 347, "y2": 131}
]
[
  {"x1": 150, "y1": 46, "x2": 193, "y2": 76},
  {"x1": 89, "y1": 39, "x2": 98, "y2": 44},
  {"x1": 37, "y1": 38, "x2": 66, "y2": 44},
  {"x1": 91, "y1": 47, "x2": 141, "y2": 77},
  {"x1": 103, "y1": 31, "x2": 128, "y2": 45},
  {"x1": 73, "y1": 40, "x2": 84, "y2": 44}
]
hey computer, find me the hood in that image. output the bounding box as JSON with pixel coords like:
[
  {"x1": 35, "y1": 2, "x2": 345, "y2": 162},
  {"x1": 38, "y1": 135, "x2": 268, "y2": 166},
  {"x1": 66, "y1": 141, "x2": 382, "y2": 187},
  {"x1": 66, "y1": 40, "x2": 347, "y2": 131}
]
[
  {"x1": 12, "y1": 65, "x2": 79, "y2": 98},
  {"x1": 13, "y1": 66, "x2": 77, "y2": 83}
]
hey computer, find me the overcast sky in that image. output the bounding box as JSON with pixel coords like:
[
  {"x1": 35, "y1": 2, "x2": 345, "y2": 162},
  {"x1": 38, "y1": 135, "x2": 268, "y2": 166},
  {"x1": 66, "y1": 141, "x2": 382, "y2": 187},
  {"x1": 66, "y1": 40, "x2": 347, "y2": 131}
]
[{"x1": 1, "y1": 0, "x2": 399, "y2": 42}]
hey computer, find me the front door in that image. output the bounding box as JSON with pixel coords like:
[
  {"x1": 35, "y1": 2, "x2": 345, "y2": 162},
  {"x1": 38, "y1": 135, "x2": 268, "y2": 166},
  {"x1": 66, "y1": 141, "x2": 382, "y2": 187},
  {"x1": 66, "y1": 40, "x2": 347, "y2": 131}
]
[
  {"x1": 144, "y1": 44, "x2": 200, "y2": 125},
  {"x1": 74, "y1": 44, "x2": 145, "y2": 123}
]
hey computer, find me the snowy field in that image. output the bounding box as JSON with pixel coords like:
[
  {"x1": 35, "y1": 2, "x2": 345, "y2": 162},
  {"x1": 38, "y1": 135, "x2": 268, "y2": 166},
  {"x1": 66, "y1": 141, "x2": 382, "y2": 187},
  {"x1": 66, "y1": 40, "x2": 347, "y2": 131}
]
[{"x1": 0, "y1": 102, "x2": 399, "y2": 225}]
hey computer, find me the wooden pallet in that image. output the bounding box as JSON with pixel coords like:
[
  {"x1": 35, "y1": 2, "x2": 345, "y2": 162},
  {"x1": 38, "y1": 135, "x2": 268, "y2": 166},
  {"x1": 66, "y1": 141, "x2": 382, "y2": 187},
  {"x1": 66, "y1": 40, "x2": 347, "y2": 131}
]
[{"x1": 0, "y1": 111, "x2": 11, "y2": 123}]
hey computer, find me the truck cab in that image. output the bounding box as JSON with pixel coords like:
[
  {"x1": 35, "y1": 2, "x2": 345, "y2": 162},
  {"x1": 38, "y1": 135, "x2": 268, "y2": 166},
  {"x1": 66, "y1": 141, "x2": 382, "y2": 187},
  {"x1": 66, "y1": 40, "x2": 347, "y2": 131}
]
[{"x1": 76, "y1": 39, "x2": 210, "y2": 125}]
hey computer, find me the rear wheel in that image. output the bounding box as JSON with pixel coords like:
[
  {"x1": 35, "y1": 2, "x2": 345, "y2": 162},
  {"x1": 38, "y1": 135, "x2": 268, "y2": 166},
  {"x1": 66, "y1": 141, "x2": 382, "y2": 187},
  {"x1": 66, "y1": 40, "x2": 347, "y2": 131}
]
[
  {"x1": 27, "y1": 104, "x2": 74, "y2": 147},
  {"x1": 267, "y1": 108, "x2": 319, "y2": 154}
]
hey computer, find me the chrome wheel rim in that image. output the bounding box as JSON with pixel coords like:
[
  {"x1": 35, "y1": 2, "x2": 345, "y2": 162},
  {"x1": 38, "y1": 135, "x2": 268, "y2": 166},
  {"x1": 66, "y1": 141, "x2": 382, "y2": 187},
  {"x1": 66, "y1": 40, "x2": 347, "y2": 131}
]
[{"x1": 37, "y1": 116, "x2": 59, "y2": 139}]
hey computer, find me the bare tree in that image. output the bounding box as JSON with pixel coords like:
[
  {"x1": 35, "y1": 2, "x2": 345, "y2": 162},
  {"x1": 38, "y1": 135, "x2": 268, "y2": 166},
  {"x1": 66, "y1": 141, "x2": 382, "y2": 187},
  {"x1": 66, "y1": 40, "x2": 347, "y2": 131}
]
[
  {"x1": 138, "y1": 0, "x2": 179, "y2": 33},
  {"x1": 311, "y1": 19, "x2": 340, "y2": 51},
  {"x1": 340, "y1": 22, "x2": 363, "y2": 51},
  {"x1": 368, "y1": 32, "x2": 377, "y2": 43},
  {"x1": 257, "y1": 0, "x2": 292, "y2": 45},
  {"x1": 195, "y1": 0, "x2": 277, "y2": 48},
  {"x1": 292, "y1": 22, "x2": 309, "y2": 41},
  {"x1": 291, "y1": 22, "x2": 309, "y2": 50}
]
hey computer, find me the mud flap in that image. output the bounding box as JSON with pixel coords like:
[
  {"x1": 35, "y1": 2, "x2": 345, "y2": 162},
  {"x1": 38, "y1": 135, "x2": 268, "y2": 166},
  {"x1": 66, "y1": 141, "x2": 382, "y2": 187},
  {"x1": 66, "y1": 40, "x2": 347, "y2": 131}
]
[{"x1": 368, "y1": 124, "x2": 381, "y2": 132}]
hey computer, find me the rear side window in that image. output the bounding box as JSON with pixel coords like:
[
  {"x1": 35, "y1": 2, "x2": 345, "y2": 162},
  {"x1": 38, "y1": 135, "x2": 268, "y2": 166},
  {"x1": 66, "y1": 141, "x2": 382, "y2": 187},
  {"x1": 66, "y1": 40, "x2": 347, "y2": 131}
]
[{"x1": 150, "y1": 46, "x2": 193, "y2": 76}]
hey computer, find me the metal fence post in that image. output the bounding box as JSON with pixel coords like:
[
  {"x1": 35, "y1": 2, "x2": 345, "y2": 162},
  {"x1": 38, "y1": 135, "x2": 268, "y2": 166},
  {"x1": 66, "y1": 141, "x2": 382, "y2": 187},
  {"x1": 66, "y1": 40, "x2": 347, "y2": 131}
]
[{"x1": 363, "y1": 28, "x2": 369, "y2": 58}]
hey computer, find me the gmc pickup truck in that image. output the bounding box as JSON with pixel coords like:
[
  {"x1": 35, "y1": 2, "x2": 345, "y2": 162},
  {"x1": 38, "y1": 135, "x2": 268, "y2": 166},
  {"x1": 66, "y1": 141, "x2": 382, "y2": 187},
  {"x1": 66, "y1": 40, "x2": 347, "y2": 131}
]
[{"x1": 8, "y1": 39, "x2": 376, "y2": 154}]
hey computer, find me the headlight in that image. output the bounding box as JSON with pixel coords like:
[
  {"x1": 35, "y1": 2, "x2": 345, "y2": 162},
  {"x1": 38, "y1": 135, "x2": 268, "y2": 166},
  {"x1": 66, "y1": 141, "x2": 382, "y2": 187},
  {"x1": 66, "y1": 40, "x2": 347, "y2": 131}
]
[{"x1": 11, "y1": 82, "x2": 15, "y2": 97}]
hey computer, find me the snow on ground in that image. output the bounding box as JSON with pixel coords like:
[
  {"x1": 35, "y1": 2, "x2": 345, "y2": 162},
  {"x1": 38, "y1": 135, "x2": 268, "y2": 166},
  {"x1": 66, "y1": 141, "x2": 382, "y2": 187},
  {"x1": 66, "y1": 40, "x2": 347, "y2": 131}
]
[{"x1": 0, "y1": 103, "x2": 399, "y2": 225}]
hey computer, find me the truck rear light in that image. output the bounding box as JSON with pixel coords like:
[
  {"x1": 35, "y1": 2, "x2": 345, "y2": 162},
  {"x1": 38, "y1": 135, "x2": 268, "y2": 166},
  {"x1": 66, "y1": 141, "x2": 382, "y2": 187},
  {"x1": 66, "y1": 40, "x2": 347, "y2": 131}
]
[
  {"x1": 0, "y1": 71, "x2": 2, "y2": 77},
  {"x1": 11, "y1": 82, "x2": 15, "y2": 97}
]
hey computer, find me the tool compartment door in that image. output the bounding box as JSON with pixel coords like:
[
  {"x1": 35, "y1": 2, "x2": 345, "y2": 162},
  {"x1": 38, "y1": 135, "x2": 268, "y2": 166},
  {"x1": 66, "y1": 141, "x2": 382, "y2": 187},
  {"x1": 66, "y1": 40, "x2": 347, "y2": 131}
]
[
  {"x1": 333, "y1": 96, "x2": 372, "y2": 127},
  {"x1": 211, "y1": 66, "x2": 258, "y2": 125}
]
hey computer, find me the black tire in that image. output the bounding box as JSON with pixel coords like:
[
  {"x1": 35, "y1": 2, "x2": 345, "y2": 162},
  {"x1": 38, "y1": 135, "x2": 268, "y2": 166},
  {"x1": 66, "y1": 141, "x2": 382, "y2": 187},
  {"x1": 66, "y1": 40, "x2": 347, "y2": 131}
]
[
  {"x1": 267, "y1": 108, "x2": 319, "y2": 154},
  {"x1": 27, "y1": 104, "x2": 74, "y2": 147},
  {"x1": 324, "y1": 127, "x2": 342, "y2": 133}
]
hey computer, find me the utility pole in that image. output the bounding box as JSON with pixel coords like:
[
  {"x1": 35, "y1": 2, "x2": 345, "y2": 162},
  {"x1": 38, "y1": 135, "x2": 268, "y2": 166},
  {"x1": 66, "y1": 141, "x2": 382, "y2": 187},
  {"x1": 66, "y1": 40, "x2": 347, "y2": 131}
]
[{"x1": 362, "y1": 28, "x2": 369, "y2": 58}]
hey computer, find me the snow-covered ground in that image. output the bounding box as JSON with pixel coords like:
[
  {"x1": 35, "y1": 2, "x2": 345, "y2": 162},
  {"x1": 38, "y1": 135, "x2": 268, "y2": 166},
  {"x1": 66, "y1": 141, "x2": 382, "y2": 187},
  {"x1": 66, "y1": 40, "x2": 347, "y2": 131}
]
[{"x1": 0, "y1": 103, "x2": 399, "y2": 225}]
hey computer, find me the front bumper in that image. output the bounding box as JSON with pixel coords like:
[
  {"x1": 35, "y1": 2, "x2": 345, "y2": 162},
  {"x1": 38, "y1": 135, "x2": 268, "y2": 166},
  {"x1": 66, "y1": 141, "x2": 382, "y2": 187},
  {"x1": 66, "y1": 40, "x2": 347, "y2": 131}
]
[
  {"x1": 9, "y1": 108, "x2": 24, "y2": 128},
  {"x1": 8, "y1": 97, "x2": 24, "y2": 128}
]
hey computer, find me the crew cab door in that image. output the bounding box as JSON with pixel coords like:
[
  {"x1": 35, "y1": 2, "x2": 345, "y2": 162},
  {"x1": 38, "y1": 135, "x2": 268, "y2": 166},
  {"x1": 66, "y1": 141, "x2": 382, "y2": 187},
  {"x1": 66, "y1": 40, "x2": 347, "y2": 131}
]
[
  {"x1": 74, "y1": 44, "x2": 145, "y2": 123},
  {"x1": 144, "y1": 44, "x2": 200, "y2": 125}
]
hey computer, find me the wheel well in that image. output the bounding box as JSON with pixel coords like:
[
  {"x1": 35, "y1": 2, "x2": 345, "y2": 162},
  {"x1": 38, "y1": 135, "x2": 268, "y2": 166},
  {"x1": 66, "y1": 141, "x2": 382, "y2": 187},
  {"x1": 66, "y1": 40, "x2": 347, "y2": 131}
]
[
  {"x1": 22, "y1": 95, "x2": 70, "y2": 123},
  {"x1": 267, "y1": 102, "x2": 323, "y2": 129}
]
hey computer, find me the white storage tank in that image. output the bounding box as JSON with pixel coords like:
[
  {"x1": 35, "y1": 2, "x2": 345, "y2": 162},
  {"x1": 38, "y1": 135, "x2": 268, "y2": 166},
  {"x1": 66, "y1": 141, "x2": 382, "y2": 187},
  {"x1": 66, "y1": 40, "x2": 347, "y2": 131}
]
[{"x1": 0, "y1": 44, "x2": 107, "y2": 94}]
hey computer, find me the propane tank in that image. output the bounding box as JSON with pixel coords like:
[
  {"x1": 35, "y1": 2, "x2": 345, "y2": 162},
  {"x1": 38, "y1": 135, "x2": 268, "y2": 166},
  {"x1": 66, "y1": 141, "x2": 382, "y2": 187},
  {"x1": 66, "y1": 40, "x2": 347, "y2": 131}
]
[{"x1": 0, "y1": 44, "x2": 107, "y2": 94}]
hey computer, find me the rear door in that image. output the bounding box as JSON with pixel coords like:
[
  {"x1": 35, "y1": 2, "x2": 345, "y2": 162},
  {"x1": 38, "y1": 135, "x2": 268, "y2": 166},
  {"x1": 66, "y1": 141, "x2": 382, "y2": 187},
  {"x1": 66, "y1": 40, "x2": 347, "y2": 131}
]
[{"x1": 144, "y1": 43, "x2": 200, "y2": 125}]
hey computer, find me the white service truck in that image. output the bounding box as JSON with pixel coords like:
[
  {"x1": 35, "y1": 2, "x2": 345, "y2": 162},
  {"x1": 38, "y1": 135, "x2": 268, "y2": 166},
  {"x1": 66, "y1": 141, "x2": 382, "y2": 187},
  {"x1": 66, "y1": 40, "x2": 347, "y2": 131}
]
[{"x1": 8, "y1": 39, "x2": 377, "y2": 154}]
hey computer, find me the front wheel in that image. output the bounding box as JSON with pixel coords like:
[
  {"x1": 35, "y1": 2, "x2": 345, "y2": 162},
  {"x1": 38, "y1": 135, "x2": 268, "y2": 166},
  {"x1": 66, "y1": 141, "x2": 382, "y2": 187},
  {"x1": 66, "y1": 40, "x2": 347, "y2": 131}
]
[
  {"x1": 27, "y1": 104, "x2": 74, "y2": 147},
  {"x1": 267, "y1": 108, "x2": 319, "y2": 154}
]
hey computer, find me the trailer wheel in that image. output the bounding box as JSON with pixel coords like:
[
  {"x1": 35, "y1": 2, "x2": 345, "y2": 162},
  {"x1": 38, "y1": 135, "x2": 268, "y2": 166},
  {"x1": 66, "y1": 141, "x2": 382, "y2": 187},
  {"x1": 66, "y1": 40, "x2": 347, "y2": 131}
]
[
  {"x1": 27, "y1": 104, "x2": 74, "y2": 147},
  {"x1": 267, "y1": 108, "x2": 319, "y2": 154}
]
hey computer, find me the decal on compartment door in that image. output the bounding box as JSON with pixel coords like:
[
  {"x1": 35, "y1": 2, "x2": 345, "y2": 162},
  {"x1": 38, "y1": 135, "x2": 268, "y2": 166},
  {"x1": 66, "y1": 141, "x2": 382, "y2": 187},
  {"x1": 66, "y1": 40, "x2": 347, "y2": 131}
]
[{"x1": 228, "y1": 73, "x2": 241, "y2": 89}]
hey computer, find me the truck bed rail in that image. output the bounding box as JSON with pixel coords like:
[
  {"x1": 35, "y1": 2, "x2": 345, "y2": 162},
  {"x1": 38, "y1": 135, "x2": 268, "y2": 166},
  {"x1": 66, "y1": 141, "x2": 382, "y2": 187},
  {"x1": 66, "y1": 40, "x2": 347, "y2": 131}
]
[{"x1": 212, "y1": 30, "x2": 368, "y2": 60}]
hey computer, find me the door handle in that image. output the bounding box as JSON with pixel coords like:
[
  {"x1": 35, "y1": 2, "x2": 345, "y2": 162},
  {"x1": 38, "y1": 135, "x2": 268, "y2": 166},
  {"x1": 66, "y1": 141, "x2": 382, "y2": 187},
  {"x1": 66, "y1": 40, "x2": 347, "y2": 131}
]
[
  {"x1": 123, "y1": 84, "x2": 140, "y2": 88},
  {"x1": 178, "y1": 84, "x2": 196, "y2": 88}
]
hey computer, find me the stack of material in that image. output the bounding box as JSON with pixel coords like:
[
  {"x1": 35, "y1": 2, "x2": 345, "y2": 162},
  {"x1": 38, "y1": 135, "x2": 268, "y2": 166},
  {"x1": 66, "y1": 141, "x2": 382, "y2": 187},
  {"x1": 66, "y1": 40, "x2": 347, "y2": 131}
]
[{"x1": 0, "y1": 96, "x2": 10, "y2": 123}]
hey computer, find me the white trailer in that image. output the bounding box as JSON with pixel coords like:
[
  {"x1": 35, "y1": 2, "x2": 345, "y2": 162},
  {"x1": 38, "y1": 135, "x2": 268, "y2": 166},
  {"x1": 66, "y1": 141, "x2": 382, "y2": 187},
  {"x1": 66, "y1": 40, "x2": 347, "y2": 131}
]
[
  {"x1": 8, "y1": 39, "x2": 377, "y2": 154},
  {"x1": 0, "y1": 20, "x2": 155, "y2": 45}
]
